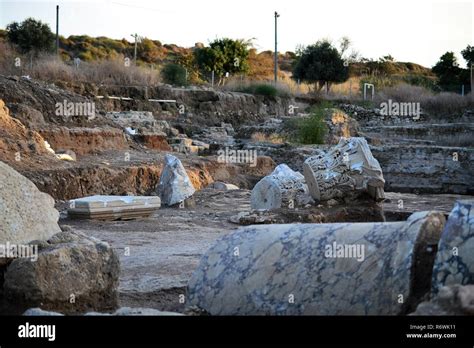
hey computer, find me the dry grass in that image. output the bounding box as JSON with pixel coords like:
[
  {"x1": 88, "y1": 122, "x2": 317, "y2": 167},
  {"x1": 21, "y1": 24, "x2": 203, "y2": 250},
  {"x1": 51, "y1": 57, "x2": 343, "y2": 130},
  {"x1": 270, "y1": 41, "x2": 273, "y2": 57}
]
[
  {"x1": 375, "y1": 83, "x2": 473, "y2": 117},
  {"x1": 250, "y1": 132, "x2": 285, "y2": 144},
  {"x1": 0, "y1": 47, "x2": 161, "y2": 86}
]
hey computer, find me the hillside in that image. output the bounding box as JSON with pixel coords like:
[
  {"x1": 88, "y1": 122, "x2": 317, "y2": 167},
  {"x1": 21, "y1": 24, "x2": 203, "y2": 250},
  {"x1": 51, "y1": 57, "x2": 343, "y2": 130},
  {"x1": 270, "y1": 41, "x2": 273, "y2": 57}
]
[{"x1": 0, "y1": 29, "x2": 434, "y2": 83}]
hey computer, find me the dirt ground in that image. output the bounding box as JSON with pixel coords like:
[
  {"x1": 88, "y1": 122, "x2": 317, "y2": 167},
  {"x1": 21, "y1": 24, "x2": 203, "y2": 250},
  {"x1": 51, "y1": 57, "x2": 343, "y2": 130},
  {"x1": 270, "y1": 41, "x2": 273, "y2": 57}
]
[{"x1": 58, "y1": 187, "x2": 471, "y2": 313}]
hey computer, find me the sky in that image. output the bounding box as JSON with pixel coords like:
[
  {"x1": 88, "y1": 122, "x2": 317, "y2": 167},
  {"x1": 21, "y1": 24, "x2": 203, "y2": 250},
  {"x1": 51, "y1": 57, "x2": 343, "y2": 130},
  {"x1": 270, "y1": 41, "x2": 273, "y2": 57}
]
[{"x1": 0, "y1": 0, "x2": 472, "y2": 68}]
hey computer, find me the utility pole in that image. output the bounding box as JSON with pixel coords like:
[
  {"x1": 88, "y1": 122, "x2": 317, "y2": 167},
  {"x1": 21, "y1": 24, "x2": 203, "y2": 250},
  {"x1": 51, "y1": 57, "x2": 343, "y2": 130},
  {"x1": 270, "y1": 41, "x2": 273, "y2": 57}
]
[
  {"x1": 131, "y1": 33, "x2": 138, "y2": 65},
  {"x1": 471, "y1": 63, "x2": 473, "y2": 99},
  {"x1": 55, "y1": 5, "x2": 59, "y2": 56},
  {"x1": 274, "y1": 11, "x2": 280, "y2": 85}
]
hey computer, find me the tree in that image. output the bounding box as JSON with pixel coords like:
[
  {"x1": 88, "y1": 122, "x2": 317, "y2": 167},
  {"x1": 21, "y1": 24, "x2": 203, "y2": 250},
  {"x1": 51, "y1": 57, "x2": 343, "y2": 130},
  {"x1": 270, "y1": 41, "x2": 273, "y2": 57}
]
[
  {"x1": 292, "y1": 40, "x2": 349, "y2": 91},
  {"x1": 461, "y1": 45, "x2": 474, "y2": 68},
  {"x1": 6, "y1": 18, "x2": 55, "y2": 55},
  {"x1": 194, "y1": 38, "x2": 250, "y2": 85},
  {"x1": 432, "y1": 52, "x2": 462, "y2": 91}
]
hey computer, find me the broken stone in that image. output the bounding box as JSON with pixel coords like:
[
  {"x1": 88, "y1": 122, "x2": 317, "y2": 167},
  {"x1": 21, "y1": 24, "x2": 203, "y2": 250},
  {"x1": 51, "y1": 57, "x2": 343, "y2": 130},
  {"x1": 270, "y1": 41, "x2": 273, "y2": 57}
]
[
  {"x1": 3, "y1": 231, "x2": 120, "y2": 314},
  {"x1": 23, "y1": 307, "x2": 182, "y2": 316},
  {"x1": 303, "y1": 137, "x2": 385, "y2": 202},
  {"x1": 187, "y1": 211, "x2": 445, "y2": 315},
  {"x1": 251, "y1": 164, "x2": 312, "y2": 210},
  {"x1": 431, "y1": 199, "x2": 474, "y2": 294},
  {"x1": 23, "y1": 308, "x2": 64, "y2": 316},
  {"x1": 208, "y1": 182, "x2": 239, "y2": 191},
  {"x1": 0, "y1": 160, "x2": 61, "y2": 245},
  {"x1": 410, "y1": 285, "x2": 474, "y2": 315},
  {"x1": 68, "y1": 195, "x2": 161, "y2": 220},
  {"x1": 157, "y1": 154, "x2": 195, "y2": 206}
]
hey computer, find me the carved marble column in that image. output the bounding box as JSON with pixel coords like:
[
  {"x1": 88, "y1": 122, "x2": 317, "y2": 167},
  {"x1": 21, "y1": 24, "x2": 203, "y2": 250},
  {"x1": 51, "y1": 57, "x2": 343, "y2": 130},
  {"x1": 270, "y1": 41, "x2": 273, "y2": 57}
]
[
  {"x1": 303, "y1": 137, "x2": 385, "y2": 202},
  {"x1": 251, "y1": 164, "x2": 312, "y2": 210},
  {"x1": 187, "y1": 211, "x2": 445, "y2": 315}
]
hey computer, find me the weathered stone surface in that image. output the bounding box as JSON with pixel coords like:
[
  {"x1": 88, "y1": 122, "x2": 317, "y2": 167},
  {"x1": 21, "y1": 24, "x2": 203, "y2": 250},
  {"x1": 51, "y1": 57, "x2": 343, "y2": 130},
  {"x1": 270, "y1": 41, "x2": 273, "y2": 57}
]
[
  {"x1": 251, "y1": 164, "x2": 312, "y2": 210},
  {"x1": 324, "y1": 108, "x2": 360, "y2": 145},
  {"x1": 23, "y1": 308, "x2": 64, "y2": 316},
  {"x1": 85, "y1": 307, "x2": 183, "y2": 316},
  {"x1": 157, "y1": 154, "x2": 195, "y2": 206},
  {"x1": 371, "y1": 145, "x2": 474, "y2": 195},
  {"x1": 23, "y1": 307, "x2": 183, "y2": 316},
  {"x1": 187, "y1": 211, "x2": 445, "y2": 315},
  {"x1": 208, "y1": 182, "x2": 239, "y2": 191},
  {"x1": 3, "y1": 231, "x2": 120, "y2": 314},
  {"x1": 432, "y1": 200, "x2": 474, "y2": 294},
  {"x1": 68, "y1": 195, "x2": 161, "y2": 220},
  {"x1": 411, "y1": 285, "x2": 474, "y2": 315},
  {"x1": 303, "y1": 137, "x2": 385, "y2": 202},
  {"x1": 0, "y1": 161, "x2": 61, "y2": 245}
]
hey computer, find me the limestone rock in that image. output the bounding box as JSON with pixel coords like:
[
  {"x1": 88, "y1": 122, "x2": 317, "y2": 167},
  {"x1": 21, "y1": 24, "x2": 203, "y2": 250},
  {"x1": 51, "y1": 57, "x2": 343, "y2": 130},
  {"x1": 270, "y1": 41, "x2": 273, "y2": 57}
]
[
  {"x1": 251, "y1": 164, "x2": 312, "y2": 210},
  {"x1": 0, "y1": 160, "x2": 61, "y2": 245},
  {"x1": 3, "y1": 231, "x2": 120, "y2": 314},
  {"x1": 324, "y1": 108, "x2": 360, "y2": 144},
  {"x1": 411, "y1": 285, "x2": 474, "y2": 315},
  {"x1": 303, "y1": 137, "x2": 385, "y2": 202},
  {"x1": 157, "y1": 154, "x2": 195, "y2": 206},
  {"x1": 187, "y1": 211, "x2": 445, "y2": 315},
  {"x1": 208, "y1": 182, "x2": 239, "y2": 191},
  {"x1": 432, "y1": 199, "x2": 474, "y2": 293}
]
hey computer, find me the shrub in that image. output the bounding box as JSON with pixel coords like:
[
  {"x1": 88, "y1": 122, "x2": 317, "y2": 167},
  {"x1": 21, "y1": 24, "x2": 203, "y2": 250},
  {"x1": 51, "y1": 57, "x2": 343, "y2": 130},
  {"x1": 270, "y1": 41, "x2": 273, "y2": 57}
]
[
  {"x1": 253, "y1": 84, "x2": 278, "y2": 97},
  {"x1": 285, "y1": 102, "x2": 331, "y2": 144},
  {"x1": 223, "y1": 80, "x2": 290, "y2": 97},
  {"x1": 161, "y1": 63, "x2": 187, "y2": 86}
]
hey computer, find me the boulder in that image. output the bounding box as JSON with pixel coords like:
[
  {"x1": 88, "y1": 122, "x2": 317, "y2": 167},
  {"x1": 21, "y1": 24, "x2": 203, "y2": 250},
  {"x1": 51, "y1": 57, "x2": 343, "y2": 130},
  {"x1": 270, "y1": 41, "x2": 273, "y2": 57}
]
[
  {"x1": 157, "y1": 154, "x2": 195, "y2": 206},
  {"x1": 431, "y1": 199, "x2": 474, "y2": 294},
  {"x1": 187, "y1": 211, "x2": 445, "y2": 315},
  {"x1": 251, "y1": 164, "x2": 312, "y2": 210},
  {"x1": 0, "y1": 160, "x2": 61, "y2": 245},
  {"x1": 303, "y1": 137, "x2": 385, "y2": 202},
  {"x1": 3, "y1": 231, "x2": 120, "y2": 314}
]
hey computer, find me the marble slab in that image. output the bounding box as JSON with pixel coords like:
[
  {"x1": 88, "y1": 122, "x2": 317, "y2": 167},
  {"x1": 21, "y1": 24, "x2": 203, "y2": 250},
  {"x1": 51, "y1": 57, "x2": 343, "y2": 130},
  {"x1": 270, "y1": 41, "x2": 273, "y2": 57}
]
[{"x1": 68, "y1": 195, "x2": 161, "y2": 220}]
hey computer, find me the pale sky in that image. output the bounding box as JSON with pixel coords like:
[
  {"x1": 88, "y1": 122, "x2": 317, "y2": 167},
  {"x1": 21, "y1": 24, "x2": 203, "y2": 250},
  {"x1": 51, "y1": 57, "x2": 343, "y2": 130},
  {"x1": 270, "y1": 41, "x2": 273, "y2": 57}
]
[{"x1": 0, "y1": 0, "x2": 472, "y2": 68}]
